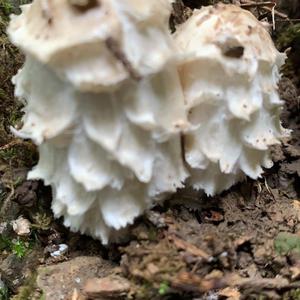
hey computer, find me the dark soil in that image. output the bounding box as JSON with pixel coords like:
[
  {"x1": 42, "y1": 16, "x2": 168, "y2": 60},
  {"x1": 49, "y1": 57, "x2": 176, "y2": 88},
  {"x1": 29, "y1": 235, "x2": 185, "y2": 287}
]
[{"x1": 0, "y1": 1, "x2": 300, "y2": 300}]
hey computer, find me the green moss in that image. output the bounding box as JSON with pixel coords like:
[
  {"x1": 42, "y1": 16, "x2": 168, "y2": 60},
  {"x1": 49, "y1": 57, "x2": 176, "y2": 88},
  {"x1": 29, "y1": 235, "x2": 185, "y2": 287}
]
[
  {"x1": 277, "y1": 23, "x2": 300, "y2": 50},
  {"x1": 0, "y1": 142, "x2": 37, "y2": 168},
  {"x1": 0, "y1": 283, "x2": 9, "y2": 300},
  {"x1": 0, "y1": 88, "x2": 8, "y2": 101},
  {"x1": 0, "y1": 0, "x2": 32, "y2": 20},
  {"x1": 158, "y1": 281, "x2": 170, "y2": 296},
  {"x1": 283, "y1": 289, "x2": 300, "y2": 300},
  {"x1": 39, "y1": 294, "x2": 45, "y2": 300},
  {"x1": 0, "y1": 235, "x2": 11, "y2": 251},
  {"x1": 11, "y1": 239, "x2": 29, "y2": 259},
  {"x1": 0, "y1": 147, "x2": 19, "y2": 162},
  {"x1": 276, "y1": 23, "x2": 300, "y2": 81},
  {"x1": 274, "y1": 232, "x2": 300, "y2": 255},
  {"x1": 0, "y1": 1, "x2": 36, "y2": 169},
  {"x1": 134, "y1": 281, "x2": 155, "y2": 300},
  {"x1": 0, "y1": 235, "x2": 33, "y2": 259},
  {"x1": 0, "y1": 0, "x2": 14, "y2": 18},
  {"x1": 0, "y1": 4, "x2": 24, "y2": 144}
]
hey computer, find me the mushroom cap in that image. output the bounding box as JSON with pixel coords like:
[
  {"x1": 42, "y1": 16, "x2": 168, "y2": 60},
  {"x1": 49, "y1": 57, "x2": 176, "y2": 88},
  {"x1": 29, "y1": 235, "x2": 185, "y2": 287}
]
[
  {"x1": 8, "y1": 0, "x2": 174, "y2": 92},
  {"x1": 174, "y1": 4, "x2": 286, "y2": 69}
]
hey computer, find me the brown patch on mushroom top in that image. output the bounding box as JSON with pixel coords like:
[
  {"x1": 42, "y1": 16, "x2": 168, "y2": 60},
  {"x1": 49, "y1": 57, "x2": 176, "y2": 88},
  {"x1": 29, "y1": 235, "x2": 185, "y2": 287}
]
[
  {"x1": 41, "y1": 6, "x2": 53, "y2": 26},
  {"x1": 213, "y1": 18, "x2": 222, "y2": 31},
  {"x1": 68, "y1": 0, "x2": 100, "y2": 13},
  {"x1": 223, "y1": 46, "x2": 245, "y2": 58},
  {"x1": 196, "y1": 14, "x2": 210, "y2": 27},
  {"x1": 247, "y1": 25, "x2": 253, "y2": 35}
]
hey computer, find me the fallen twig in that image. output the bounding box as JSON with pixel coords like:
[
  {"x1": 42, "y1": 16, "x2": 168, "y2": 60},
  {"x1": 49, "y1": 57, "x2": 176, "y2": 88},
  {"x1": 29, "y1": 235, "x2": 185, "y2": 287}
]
[
  {"x1": 240, "y1": 2, "x2": 274, "y2": 8},
  {"x1": 240, "y1": 0, "x2": 288, "y2": 19},
  {"x1": 168, "y1": 234, "x2": 211, "y2": 261}
]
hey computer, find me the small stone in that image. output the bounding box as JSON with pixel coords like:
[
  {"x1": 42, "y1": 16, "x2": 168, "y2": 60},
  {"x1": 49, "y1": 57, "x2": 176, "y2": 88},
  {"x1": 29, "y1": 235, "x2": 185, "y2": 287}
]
[
  {"x1": 75, "y1": 277, "x2": 81, "y2": 284},
  {"x1": 145, "y1": 211, "x2": 167, "y2": 228},
  {"x1": 37, "y1": 256, "x2": 114, "y2": 300},
  {"x1": 146, "y1": 263, "x2": 159, "y2": 275},
  {"x1": 84, "y1": 275, "x2": 130, "y2": 298},
  {"x1": 218, "y1": 287, "x2": 241, "y2": 300},
  {"x1": 12, "y1": 217, "x2": 31, "y2": 236},
  {"x1": 50, "y1": 244, "x2": 68, "y2": 257}
]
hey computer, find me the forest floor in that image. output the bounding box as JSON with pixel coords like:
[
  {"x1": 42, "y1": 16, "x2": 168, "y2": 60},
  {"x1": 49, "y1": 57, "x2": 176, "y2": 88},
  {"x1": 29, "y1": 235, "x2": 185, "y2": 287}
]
[{"x1": 0, "y1": 1, "x2": 300, "y2": 300}]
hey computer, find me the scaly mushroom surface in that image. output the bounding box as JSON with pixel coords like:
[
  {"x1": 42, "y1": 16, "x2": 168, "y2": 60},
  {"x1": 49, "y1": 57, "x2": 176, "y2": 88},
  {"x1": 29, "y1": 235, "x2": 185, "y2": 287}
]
[
  {"x1": 8, "y1": 2, "x2": 289, "y2": 242},
  {"x1": 8, "y1": 0, "x2": 189, "y2": 243},
  {"x1": 174, "y1": 4, "x2": 289, "y2": 195}
]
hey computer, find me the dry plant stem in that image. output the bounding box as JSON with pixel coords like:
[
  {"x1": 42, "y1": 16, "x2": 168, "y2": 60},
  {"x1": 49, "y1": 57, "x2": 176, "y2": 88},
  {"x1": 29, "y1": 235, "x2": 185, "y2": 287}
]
[
  {"x1": 168, "y1": 234, "x2": 211, "y2": 261},
  {"x1": 276, "y1": 19, "x2": 300, "y2": 22},
  {"x1": 0, "y1": 184, "x2": 15, "y2": 217},
  {"x1": 240, "y1": 2, "x2": 274, "y2": 8},
  {"x1": 241, "y1": 0, "x2": 288, "y2": 19},
  {"x1": 171, "y1": 270, "x2": 300, "y2": 294}
]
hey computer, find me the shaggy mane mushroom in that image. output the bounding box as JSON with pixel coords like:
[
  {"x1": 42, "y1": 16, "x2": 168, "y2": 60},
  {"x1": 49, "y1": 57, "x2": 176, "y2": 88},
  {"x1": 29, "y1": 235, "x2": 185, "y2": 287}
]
[
  {"x1": 8, "y1": 0, "x2": 189, "y2": 243},
  {"x1": 8, "y1": 2, "x2": 289, "y2": 243},
  {"x1": 174, "y1": 4, "x2": 289, "y2": 195}
]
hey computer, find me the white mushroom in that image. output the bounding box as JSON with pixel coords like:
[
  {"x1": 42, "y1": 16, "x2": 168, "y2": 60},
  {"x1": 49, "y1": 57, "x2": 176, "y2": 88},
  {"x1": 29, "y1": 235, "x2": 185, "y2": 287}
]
[
  {"x1": 174, "y1": 4, "x2": 290, "y2": 195},
  {"x1": 8, "y1": 0, "x2": 188, "y2": 243},
  {"x1": 8, "y1": 1, "x2": 289, "y2": 243},
  {"x1": 8, "y1": 0, "x2": 174, "y2": 92}
]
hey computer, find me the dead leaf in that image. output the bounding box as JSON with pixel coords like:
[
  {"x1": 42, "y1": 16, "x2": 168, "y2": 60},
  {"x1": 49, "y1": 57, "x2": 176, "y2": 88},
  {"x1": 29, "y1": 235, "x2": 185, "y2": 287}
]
[
  {"x1": 218, "y1": 287, "x2": 241, "y2": 300},
  {"x1": 84, "y1": 275, "x2": 131, "y2": 298},
  {"x1": 290, "y1": 266, "x2": 300, "y2": 280}
]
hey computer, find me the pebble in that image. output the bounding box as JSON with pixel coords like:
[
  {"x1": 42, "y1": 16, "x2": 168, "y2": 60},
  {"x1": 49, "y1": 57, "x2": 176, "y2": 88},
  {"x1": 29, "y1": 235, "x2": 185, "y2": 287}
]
[
  {"x1": 50, "y1": 244, "x2": 69, "y2": 257},
  {"x1": 84, "y1": 275, "x2": 131, "y2": 298},
  {"x1": 11, "y1": 217, "x2": 31, "y2": 236}
]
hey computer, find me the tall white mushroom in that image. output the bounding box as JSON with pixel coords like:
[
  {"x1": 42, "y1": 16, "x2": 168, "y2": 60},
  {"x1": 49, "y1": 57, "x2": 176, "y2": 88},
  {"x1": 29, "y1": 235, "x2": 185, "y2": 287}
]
[
  {"x1": 8, "y1": 0, "x2": 189, "y2": 243},
  {"x1": 174, "y1": 4, "x2": 290, "y2": 195}
]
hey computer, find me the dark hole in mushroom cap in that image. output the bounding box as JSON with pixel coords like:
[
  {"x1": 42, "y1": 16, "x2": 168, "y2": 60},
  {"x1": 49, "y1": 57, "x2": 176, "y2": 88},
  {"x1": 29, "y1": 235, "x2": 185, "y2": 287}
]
[
  {"x1": 223, "y1": 46, "x2": 245, "y2": 58},
  {"x1": 69, "y1": 0, "x2": 100, "y2": 13}
]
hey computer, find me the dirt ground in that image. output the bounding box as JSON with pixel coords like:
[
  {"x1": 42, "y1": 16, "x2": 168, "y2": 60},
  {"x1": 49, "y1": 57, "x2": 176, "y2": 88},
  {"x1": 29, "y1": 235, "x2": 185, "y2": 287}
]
[{"x1": 0, "y1": 1, "x2": 300, "y2": 300}]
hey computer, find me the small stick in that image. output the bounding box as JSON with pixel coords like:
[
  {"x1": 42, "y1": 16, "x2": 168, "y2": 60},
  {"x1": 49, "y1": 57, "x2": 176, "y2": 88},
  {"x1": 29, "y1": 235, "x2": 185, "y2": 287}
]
[
  {"x1": 240, "y1": 2, "x2": 274, "y2": 8},
  {"x1": 241, "y1": 0, "x2": 289, "y2": 19}
]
